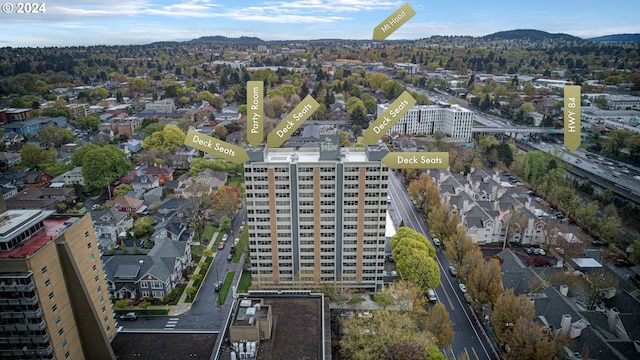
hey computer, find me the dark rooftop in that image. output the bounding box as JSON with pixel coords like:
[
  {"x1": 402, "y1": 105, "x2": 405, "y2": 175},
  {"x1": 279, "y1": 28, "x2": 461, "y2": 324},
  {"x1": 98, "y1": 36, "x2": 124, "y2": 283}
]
[
  {"x1": 110, "y1": 332, "x2": 218, "y2": 360},
  {"x1": 224, "y1": 293, "x2": 325, "y2": 360}
]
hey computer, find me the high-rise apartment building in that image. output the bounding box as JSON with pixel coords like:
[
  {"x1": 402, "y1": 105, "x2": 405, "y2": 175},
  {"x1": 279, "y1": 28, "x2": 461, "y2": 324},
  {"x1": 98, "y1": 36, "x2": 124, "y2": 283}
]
[
  {"x1": 377, "y1": 103, "x2": 474, "y2": 141},
  {"x1": 244, "y1": 129, "x2": 389, "y2": 292},
  {"x1": 0, "y1": 197, "x2": 117, "y2": 360}
]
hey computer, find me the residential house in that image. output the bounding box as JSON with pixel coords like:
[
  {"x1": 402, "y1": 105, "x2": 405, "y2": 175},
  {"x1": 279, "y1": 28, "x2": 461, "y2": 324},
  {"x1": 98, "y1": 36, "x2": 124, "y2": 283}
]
[
  {"x1": 150, "y1": 214, "x2": 193, "y2": 243},
  {"x1": 143, "y1": 187, "x2": 164, "y2": 205},
  {"x1": 125, "y1": 139, "x2": 143, "y2": 153},
  {"x1": 131, "y1": 174, "x2": 160, "y2": 192},
  {"x1": 1, "y1": 116, "x2": 68, "y2": 136},
  {"x1": 155, "y1": 198, "x2": 186, "y2": 218},
  {"x1": 0, "y1": 170, "x2": 26, "y2": 188},
  {"x1": 1, "y1": 131, "x2": 24, "y2": 146},
  {"x1": 102, "y1": 235, "x2": 191, "y2": 300},
  {"x1": 92, "y1": 207, "x2": 134, "y2": 249},
  {"x1": 1, "y1": 187, "x2": 17, "y2": 200},
  {"x1": 0, "y1": 151, "x2": 21, "y2": 169},
  {"x1": 5, "y1": 187, "x2": 76, "y2": 210},
  {"x1": 145, "y1": 166, "x2": 174, "y2": 185},
  {"x1": 173, "y1": 144, "x2": 199, "y2": 169},
  {"x1": 24, "y1": 171, "x2": 53, "y2": 187},
  {"x1": 106, "y1": 195, "x2": 145, "y2": 213},
  {"x1": 51, "y1": 166, "x2": 85, "y2": 187}
]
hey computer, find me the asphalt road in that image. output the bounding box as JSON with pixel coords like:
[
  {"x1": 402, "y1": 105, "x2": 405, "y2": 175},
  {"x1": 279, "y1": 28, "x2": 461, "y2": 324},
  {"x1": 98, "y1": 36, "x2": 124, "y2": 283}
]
[{"x1": 388, "y1": 170, "x2": 497, "y2": 360}]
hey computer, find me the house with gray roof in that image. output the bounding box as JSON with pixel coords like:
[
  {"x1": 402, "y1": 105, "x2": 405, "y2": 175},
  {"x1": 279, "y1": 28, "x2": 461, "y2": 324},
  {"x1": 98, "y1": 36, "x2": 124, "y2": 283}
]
[
  {"x1": 91, "y1": 207, "x2": 134, "y2": 249},
  {"x1": 498, "y1": 249, "x2": 640, "y2": 360},
  {"x1": 428, "y1": 167, "x2": 549, "y2": 245},
  {"x1": 102, "y1": 234, "x2": 191, "y2": 300},
  {"x1": 131, "y1": 174, "x2": 160, "y2": 192}
]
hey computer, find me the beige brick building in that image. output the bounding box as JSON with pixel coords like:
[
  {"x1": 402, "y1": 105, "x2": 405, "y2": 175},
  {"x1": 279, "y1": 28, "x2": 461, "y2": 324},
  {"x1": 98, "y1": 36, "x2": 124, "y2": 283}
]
[
  {"x1": 0, "y1": 197, "x2": 116, "y2": 360},
  {"x1": 244, "y1": 130, "x2": 390, "y2": 292}
]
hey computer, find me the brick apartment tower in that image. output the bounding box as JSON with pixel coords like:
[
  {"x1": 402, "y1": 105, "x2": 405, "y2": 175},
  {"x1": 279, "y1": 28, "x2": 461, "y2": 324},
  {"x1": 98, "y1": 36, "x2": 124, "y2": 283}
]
[
  {"x1": 0, "y1": 196, "x2": 117, "y2": 360},
  {"x1": 244, "y1": 129, "x2": 389, "y2": 292}
]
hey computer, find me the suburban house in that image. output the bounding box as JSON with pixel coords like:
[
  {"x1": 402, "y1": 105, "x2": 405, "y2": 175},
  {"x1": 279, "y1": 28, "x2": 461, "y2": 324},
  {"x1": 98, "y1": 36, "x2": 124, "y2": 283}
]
[
  {"x1": 24, "y1": 171, "x2": 53, "y2": 187},
  {"x1": 173, "y1": 144, "x2": 199, "y2": 169},
  {"x1": 91, "y1": 207, "x2": 134, "y2": 249},
  {"x1": 0, "y1": 151, "x2": 21, "y2": 168},
  {"x1": 150, "y1": 214, "x2": 193, "y2": 244},
  {"x1": 0, "y1": 170, "x2": 26, "y2": 188},
  {"x1": 102, "y1": 233, "x2": 192, "y2": 300},
  {"x1": 145, "y1": 166, "x2": 174, "y2": 185},
  {"x1": 51, "y1": 166, "x2": 86, "y2": 187},
  {"x1": 106, "y1": 195, "x2": 145, "y2": 213},
  {"x1": 4, "y1": 187, "x2": 76, "y2": 210},
  {"x1": 131, "y1": 174, "x2": 160, "y2": 192},
  {"x1": 143, "y1": 187, "x2": 164, "y2": 205}
]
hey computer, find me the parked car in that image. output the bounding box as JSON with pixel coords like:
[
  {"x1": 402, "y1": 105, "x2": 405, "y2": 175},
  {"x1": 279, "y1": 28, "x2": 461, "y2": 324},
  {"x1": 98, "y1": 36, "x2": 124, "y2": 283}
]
[
  {"x1": 222, "y1": 234, "x2": 228, "y2": 242},
  {"x1": 214, "y1": 281, "x2": 222, "y2": 292},
  {"x1": 119, "y1": 312, "x2": 137, "y2": 321},
  {"x1": 459, "y1": 283, "x2": 467, "y2": 294},
  {"x1": 226, "y1": 254, "x2": 233, "y2": 261},
  {"x1": 524, "y1": 247, "x2": 533, "y2": 254},
  {"x1": 448, "y1": 265, "x2": 457, "y2": 276},
  {"x1": 427, "y1": 289, "x2": 437, "y2": 302},
  {"x1": 218, "y1": 241, "x2": 226, "y2": 250}
]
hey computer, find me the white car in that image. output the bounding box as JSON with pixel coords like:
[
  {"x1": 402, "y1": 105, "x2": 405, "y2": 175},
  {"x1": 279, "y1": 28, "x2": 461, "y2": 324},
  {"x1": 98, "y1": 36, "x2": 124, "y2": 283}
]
[
  {"x1": 221, "y1": 234, "x2": 228, "y2": 242},
  {"x1": 432, "y1": 238, "x2": 440, "y2": 246},
  {"x1": 459, "y1": 283, "x2": 467, "y2": 294},
  {"x1": 427, "y1": 289, "x2": 437, "y2": 302}
]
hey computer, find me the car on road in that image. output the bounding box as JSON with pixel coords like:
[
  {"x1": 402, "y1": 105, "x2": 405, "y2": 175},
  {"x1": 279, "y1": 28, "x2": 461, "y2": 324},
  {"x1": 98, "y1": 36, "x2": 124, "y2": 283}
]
[
  {"x1": 222, "y1": 234, "x2": 228, "y2": 242},
  {"x1": 218, "y1": 241, "x2": 226, "y2": 250},
  {"x1": 119, "y1": 312, "x2": 137, "y2": 321},
  {"x1": 214, "y1": 281, "x2": 222, "y2": 292},
  {"x1": 432, "y1": 238, "x2": 440, "y2": 246},
  {"x1": 427, "y1": 289, "x2": 437, "y2": 302},
  {"x1": 391, "y1": 270, "x2": 398, "y2": 277},
  {"x1": 448, "y1": 265, "x2": 457, "y2": 276},
  {"x1": 226, "y1": 254, "x2": 233, "y2": 262},
  {"x1": 459, "y1": 283, "x2": 467, "y2": 294}
]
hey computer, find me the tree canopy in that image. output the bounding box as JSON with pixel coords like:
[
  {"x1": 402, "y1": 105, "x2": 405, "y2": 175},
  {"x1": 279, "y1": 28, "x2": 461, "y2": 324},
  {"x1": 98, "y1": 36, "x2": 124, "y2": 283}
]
[
  {"x1": 80, "y1": 145, "x2": 132, "y2": 191},
  {"x1": 142, "y1": 124, "x2": 186, "y2": 153}
]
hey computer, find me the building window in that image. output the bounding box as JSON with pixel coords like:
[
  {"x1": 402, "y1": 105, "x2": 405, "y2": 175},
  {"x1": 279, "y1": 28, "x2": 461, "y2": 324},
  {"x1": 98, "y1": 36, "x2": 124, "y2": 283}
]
[
  {"x1": 85, "y1": 231, "x2": 90, "y2": 238},
  {"x1": 101, "y1": 306, "x2": 106, "y2": 313},
  {"x1": 41, "y1": 266, "x2": 47, "y2": 274},
  {"x1": 59, "y1": 328, "x2": 64, "y2": 336},
  {"x1": 97, "y1": 286, "x2": 102, "y2": 292},
  {"x1": 89, "y1": 254, "x2": 95, "y2": 261},
  {"x1": 65, "y1": 351, "x2": 70, "y2": 359},
  {"x1": 48, "y1": 292, "x2": 54, "y2": 300},
  {"x1": 99, "y1": 296, "x2": 104, "y2": 303},
  {"x1": 52, "y1": 304, "x2": 57, "y2": 312},
  {"x1": 153, "y1": 291, "x2": 164, "y2": 298},
  {"x1": 140, "y1": 282, "x2": 149, "y2": 288},
  {"x1": 55, "y1": 316, "x2": 61, "y2": 324},
  {"x1": 94, "y1": 275, "x2": 99, "y2": 282},
  {"x1": 92, "y1": 265, "x2": 97, "y2": 271},
  {"x1": 104, "y1": 316, "x2": 108, "y2": 323},
  {"x1": 45, "y1": 279, "x2": 51, "y2": 287},
  {"x1": 152, "y1": 282, "x2": 163, "y2": 289},
  {"x1": 62, "y1": 339, "x2": 67, "y2": 347},
  {"x1": 87, "y1": 243, "x2": 92, "y2": 249},
  {"x1": 142, "y1": 291, "x2": 150, "y2": 297}
]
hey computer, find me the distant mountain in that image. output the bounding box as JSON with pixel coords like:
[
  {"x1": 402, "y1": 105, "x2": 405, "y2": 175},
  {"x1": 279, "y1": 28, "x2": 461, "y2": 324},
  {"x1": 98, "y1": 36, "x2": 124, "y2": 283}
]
[
  {"x1": 587, "y1": 34, "x2": 640, "y2": 42},
  {"x1": 187, "y1": 36, "x2": 265, "y2": 45},
  {"x1": 483, "y1": 29, "x2": 583, "y2": 42}
]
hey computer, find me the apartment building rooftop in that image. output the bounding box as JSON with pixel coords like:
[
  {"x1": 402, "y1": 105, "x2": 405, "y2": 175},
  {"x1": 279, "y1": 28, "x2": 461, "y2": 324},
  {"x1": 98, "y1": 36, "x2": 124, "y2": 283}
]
[{"x1": 0, "y1": 209, "x2": 59, "y2": 258}]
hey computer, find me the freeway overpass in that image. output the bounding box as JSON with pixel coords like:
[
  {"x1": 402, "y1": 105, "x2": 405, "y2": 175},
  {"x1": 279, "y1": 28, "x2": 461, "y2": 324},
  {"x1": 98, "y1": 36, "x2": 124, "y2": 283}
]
[{"x1": 472, "y1": 127, "x2": 564, "y2": 134}]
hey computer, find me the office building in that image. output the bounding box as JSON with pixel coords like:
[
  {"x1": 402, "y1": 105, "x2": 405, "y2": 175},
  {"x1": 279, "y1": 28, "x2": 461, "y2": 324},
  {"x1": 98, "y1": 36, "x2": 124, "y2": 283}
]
[
  {"x1": 0, "y1": 197, "x2": 117, "y2": 360},
  {"x1": 377, "y1": 103, "x2": 474, "y2": 141},
  {"x1": 244, "y1": 129, "x2": 389, "y2": 292}
]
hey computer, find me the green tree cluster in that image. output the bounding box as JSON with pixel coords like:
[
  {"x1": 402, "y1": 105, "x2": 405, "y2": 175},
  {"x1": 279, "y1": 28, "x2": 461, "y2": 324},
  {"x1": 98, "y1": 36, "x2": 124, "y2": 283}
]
[{"x1": 390, "y1": 227, "x2": 439, "y2": 292}]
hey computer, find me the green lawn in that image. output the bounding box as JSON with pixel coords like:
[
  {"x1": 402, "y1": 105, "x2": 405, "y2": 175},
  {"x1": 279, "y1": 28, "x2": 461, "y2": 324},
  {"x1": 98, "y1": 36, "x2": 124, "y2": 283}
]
[
  {"x1": 237, "y1": 272, "x2": 252, "y2": 293},
  {"x1": 201, "y1": 224, "x2": 217, "y2": 243},
  {"x1": 217, "y1": 271, "x2": 235, "y2": 306}
]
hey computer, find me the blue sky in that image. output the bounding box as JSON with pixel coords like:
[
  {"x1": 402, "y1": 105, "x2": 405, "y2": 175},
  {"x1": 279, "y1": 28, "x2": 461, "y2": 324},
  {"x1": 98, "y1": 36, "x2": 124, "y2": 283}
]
[{"x1": 1, "y1": 0, "x2": 639, "y2": 47}]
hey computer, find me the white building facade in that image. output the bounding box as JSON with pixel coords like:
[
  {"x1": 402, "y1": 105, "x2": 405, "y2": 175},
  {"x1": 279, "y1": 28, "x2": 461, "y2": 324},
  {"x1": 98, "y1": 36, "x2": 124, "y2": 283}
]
[
  {"x1": 244, "y1": 133, "x2": 389, "y2": 292},
  {"x1": 377, "y1": 103, "x2": 474, "y2": 141}
]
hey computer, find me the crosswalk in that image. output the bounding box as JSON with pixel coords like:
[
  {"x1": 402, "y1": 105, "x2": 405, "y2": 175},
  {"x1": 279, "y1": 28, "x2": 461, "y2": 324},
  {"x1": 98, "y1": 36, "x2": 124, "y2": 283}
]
[{"x1": 165, "y1": 318, "x2": 179, "y2": 329}]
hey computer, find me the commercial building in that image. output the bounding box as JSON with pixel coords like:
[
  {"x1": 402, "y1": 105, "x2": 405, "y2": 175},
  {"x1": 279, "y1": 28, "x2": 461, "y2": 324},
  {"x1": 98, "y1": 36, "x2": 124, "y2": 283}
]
[
  {"x1": 244, "y1": 129, "x2": 389, "y2": 292},
  {"x1": 377, "y1": 103, "x2": 474, "y2": 141},
  {"x1": 0, "y1": 197, "x2": 117, "y2": 360}
]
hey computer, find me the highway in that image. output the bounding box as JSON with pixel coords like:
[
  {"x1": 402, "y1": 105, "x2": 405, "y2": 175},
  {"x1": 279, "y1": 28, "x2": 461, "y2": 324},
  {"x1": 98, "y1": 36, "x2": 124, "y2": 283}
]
[{"x1": 388, "y1": 170, "x2": 497, "y2": 360}]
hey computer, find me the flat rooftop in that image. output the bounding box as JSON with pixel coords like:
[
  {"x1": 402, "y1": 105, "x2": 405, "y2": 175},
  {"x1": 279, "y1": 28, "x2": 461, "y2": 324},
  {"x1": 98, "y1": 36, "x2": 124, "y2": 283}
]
[
  {"x1": 0, "y1": 210, "x2": 62, "y2": 259},
  {"x1": 264, "y1": 148, "x2": 367, "y2": 163},
  {"x1": 110, "y1": 332, "x2": 218, "y2": 360},
  {"x1": 224, "y1": 294, "x2": 325, "y2": 360}
]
